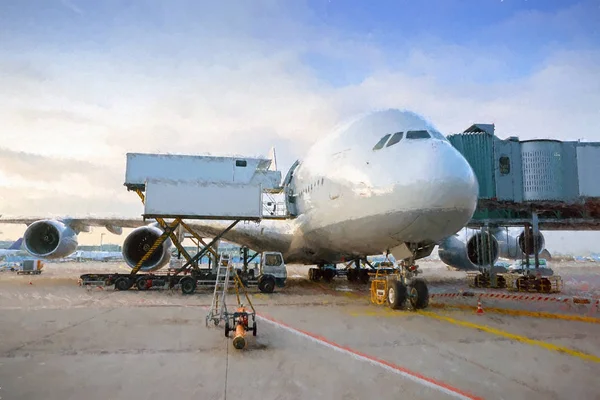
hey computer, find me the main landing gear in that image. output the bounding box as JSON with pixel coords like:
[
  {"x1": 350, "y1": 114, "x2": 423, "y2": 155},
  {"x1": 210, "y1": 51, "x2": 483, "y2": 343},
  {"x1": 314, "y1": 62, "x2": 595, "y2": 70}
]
[
  {"x1": 371, "y1": 259, "x2": 430, "y2": 310},
  {"x1": 308, "y1": 260, "x2": 370, "y2": 284}
]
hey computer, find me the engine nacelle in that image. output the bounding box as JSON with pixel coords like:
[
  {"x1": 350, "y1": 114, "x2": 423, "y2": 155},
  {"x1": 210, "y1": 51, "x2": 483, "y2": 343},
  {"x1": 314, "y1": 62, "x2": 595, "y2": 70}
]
[
  {"x1": 492, "y1": 227, "x2": 545, "y2": 259},
  {"x1": 122, "y1": 224, "x2": 172, "y2": 272},
  {"x1": 438, "y1": 230, "x2": 499, "y2": 271},
  {"x1": 23, "y1": 219, "x2": 78, "y2": 259}
]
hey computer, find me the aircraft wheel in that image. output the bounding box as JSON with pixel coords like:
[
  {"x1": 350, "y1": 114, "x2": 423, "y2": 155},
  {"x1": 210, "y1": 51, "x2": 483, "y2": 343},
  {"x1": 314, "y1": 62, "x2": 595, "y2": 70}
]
[
  {"x1": 359, "y1": 269, "x2": 370, "y2": 284},
  {"x1": 387, "y1": 280, "x2": 407, "y2": 310},
  {"x1": 322, "y1": 268, "x2": 335, "y2": 282},
  {"x1": 347, "y1": 269, "x2": 356, "y2": 282},
  {"x1": 408, "y1": 278, "x2": 429, "y2": 309}
]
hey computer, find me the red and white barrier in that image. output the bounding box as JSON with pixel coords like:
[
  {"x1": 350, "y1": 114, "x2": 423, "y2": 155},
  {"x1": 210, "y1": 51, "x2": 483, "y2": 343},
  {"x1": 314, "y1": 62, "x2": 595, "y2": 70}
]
[{"x1": 430, "y1": 291, "x2": 599, "y2": 308}]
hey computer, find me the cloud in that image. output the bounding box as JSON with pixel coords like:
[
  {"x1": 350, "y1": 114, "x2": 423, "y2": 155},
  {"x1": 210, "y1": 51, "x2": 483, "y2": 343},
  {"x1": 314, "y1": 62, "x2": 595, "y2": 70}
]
[{"x1": 0, "y1": 148, "x2": 122, "y2": 188}]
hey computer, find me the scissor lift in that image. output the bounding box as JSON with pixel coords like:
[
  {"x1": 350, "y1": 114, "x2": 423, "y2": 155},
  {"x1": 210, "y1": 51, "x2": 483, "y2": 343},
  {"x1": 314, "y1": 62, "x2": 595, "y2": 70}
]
[{"x1": 116, "y1": 152, "x2": 291, "y2": 288}]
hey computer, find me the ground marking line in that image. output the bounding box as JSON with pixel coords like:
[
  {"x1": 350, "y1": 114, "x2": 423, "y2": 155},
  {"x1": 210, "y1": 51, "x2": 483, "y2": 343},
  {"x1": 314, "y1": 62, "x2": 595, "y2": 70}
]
[
  {"x1": 256, "y1": 312, "x2": 483, "y2": 400},
  {"x1": 428, "y1": 303, "x2": 600, "y2": 324},
  {"x1": 418, "y1": 311, "x2": 600, "y2": 363}
]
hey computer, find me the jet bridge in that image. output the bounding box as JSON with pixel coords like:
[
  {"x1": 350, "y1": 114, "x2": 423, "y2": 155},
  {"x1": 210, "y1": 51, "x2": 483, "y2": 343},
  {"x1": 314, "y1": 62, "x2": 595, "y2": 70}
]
[
  {"x1": 121, "y1": 152, "x2": 293, "y2": 288},
  {"x1": 447, "y1": 124, "x2": 600, "y2": 292}
]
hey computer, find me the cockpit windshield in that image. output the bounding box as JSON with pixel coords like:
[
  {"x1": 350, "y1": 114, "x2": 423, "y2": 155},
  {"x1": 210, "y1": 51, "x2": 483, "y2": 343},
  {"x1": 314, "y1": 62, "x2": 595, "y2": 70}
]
[
  {"x1": 405, "y1": 130, "x2": 431, "y2": 139},
  {"x1": 385, "y1": 132, "x2": 403, "y2": 147},
  {"x1": 372, "y1": 133, "x2": 391, "y2": 150},
  {"x1": 373, "y1": 129, "x2": 446, "y2": 150}
]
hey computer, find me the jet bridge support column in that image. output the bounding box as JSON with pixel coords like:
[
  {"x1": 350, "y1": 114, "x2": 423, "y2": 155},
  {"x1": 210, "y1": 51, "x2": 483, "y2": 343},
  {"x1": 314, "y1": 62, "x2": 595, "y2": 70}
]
[{"x1": 532, "y1": 211, "x2": 540, "y2": 274}]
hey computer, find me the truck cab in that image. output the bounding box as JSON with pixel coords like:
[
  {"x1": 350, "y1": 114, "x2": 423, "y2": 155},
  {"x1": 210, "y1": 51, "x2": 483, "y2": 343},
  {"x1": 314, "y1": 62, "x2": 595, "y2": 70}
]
[{"x1": 257, "y1": 251, "x2": 287, "y2": 292}]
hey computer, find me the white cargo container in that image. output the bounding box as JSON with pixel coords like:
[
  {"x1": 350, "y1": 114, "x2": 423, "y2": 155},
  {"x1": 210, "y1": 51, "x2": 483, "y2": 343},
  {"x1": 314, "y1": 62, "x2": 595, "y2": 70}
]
[
  {"x1": 144, "y1": 179, "x2": 263, "y2": 219},
  {"x1": 576, "y1": 144, "x2": 600, "y2": 197},
  {"x1": 125, "y1": 153, "x2": 281, "y2": 190}
]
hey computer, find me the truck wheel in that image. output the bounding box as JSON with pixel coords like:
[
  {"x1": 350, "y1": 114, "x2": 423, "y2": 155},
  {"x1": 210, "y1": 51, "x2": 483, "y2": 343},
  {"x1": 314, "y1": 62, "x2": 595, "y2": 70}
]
[
  {"x1": 114, "y1": 277, "x2": 132, "y2": 291},
  {"x1": 136, "y1": 277, "x2": 150, "y2": 291},
  {"x1": 180, "y1": 277, "x2": 197, "y2": 295},
  {"x1": 258, "y1": 275, "x2": 275, "y2": 293}
]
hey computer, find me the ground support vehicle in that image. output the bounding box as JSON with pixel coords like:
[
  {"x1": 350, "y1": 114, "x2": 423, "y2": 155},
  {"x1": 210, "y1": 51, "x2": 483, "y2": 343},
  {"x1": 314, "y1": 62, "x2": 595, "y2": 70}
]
[
  {"x1": 78, "y1": 250, "x2": 286, "y2": 294},
  {"x1": 370, "y1": 260, "x2": 429, "y2": 310}
]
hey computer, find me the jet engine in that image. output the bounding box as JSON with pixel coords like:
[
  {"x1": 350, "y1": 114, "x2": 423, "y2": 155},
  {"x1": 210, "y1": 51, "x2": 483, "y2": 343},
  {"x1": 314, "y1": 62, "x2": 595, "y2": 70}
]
[
  {"x1": 122, "y1": 224, "x2": 172, "y2": 272},
  {"x1": 492, "y1": 227, "x2": 545, "y2": 259},
  {"x1": 23, "y1": 219, "x2": 78, "y2": 259},
  {"x1": 438, "y1": 230, "x2": 499, "y2": 271}
]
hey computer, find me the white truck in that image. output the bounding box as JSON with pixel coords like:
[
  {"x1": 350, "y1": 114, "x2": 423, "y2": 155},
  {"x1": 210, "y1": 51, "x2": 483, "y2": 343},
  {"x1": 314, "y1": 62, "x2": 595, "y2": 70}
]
[{"x1": 79, "y1": 251, "x2": 287, "y2": 294}]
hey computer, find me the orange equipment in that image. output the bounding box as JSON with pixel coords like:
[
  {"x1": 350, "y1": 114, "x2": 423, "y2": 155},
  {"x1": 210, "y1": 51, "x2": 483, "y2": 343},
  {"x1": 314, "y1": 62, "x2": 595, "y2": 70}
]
[{"x1": 225, "y1": 303, "x2": 257, "y2": 350}]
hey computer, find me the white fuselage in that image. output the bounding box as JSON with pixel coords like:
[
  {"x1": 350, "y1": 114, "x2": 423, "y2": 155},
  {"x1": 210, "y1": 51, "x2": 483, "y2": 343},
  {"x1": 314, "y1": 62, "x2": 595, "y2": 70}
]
[{"x1": 198, "y1": 109, "x2": 479, "y2": 264}]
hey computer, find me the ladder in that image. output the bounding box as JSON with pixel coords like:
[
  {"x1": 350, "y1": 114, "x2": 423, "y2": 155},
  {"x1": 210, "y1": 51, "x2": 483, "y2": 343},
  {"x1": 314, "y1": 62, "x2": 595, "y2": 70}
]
[
  {"x1": 205, "y1": 252, "x2": 256, "y2": 328},
  {"x1": 206, "y1": 254, "x2": 232, "y2": 326}
]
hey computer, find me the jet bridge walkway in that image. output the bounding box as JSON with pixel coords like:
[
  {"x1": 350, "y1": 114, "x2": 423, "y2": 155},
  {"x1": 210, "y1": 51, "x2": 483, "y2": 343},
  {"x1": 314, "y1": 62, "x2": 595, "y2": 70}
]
[
  {"x1": 79, "y1": 152, "x2": 293, "y2": 294},
  {"x1": 449, "y1": 125, "x2": 600, "y2": 292}
]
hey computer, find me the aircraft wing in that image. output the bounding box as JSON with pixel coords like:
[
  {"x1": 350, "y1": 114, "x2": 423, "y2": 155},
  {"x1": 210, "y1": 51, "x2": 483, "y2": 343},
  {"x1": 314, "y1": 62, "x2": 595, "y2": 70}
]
[
  {"x1": 0, "y1": 216, "x2": 147, "y2": 234},
  {"x1": 0, "y1": 215, "x2": 293, "y2": 253}
]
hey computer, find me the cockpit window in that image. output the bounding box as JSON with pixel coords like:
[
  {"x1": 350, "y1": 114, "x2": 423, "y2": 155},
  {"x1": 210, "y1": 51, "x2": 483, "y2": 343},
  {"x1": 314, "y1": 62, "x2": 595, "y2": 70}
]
[
  {"x1": 385, "y1": 132, "x2": 403, "y2": 147},
  {"x1": 372, "y1": 133, "x2": 391, "y2": 150},
  {"x1": 406, "y1": 130, "x2": 431, "y2": 139}
]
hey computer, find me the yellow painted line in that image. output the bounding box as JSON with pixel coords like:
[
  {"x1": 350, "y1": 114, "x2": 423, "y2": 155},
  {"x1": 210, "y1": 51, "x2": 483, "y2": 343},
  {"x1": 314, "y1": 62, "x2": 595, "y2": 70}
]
[
  {"x1": 348, "y1": 309, "x2": 413, "y2": 317},
  {"x1": 419, "y1": 310, "x2": 600, "y2": 363},
  {"x1": 429, "y1": 303, "x2": 600, "y2": 324}
]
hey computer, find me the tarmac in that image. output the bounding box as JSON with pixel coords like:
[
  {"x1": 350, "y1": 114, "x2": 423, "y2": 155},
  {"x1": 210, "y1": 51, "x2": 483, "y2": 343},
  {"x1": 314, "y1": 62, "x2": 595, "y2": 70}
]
[{"x1": 0, "y1": 260, "x2": 599, "y2": 400}]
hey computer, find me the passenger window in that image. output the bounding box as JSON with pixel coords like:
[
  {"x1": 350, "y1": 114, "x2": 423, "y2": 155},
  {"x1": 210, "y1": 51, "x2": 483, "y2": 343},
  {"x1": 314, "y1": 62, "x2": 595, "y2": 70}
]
[
  {"x1": 386, "y1": 132, "x2": 403, "y2": 147},
  {"x1": 499, "y1": 156, "x2": 510, "y2": 175},
  {"x1": 235, "y1": 160, "x2": 247, "y2": 167},
  {"x1": 373, "y1": 133, "x2": 391, "y2": 150},
  {"x1": 406, "y1": 130, "x2": 430, "y2": 139}
]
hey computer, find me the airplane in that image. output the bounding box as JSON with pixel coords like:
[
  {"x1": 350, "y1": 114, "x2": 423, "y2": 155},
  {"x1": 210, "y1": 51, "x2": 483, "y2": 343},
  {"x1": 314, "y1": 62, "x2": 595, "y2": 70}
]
[
  {"x1": 0, "y1": 109, "x2": 480, "y2": 308},
  {"x1": 0, "y1": 237, "x2": 24, "y2": 257}
]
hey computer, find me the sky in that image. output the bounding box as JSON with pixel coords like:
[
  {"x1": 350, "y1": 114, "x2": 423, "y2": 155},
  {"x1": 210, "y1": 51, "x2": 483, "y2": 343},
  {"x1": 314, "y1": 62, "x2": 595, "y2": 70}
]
[{"x1": 1, "y1": 0, "x2": 600, "y2": 253}]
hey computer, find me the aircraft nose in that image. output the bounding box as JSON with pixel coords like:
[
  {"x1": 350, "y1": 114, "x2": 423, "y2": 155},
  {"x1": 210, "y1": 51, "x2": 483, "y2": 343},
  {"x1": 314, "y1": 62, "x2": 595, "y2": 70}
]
[
  {"x1": 427, "y1": 141, "x2": 479, "y2": 212},
  {"x1": 386, "y1": 139, "x2": 479, "y2": 242},
  {"x1": 417, "y1": 141, "x2": 479, "y2": 239}
]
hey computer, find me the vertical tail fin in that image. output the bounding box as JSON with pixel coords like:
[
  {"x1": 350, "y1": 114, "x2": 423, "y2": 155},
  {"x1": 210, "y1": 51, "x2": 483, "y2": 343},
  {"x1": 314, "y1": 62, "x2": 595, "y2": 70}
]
[
  {"x1": 267, "y1": 146, "x2": 278, "y2": 171},
  {"x1": 9, "y1": 237, "x2": 23, "y2": 250}
]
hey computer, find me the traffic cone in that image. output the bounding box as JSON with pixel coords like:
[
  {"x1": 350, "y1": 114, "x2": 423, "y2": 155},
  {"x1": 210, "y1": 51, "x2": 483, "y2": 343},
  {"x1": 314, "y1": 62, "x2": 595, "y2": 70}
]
[{"x1": 476, "y1": 299, "x2": 484, "y2": 314}]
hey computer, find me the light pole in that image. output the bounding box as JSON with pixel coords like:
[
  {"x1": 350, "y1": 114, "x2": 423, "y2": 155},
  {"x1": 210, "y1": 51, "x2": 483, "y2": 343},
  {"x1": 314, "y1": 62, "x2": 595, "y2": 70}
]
[{"x1": 100, "y1": 233, "x2": 105, "y2": 251}]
